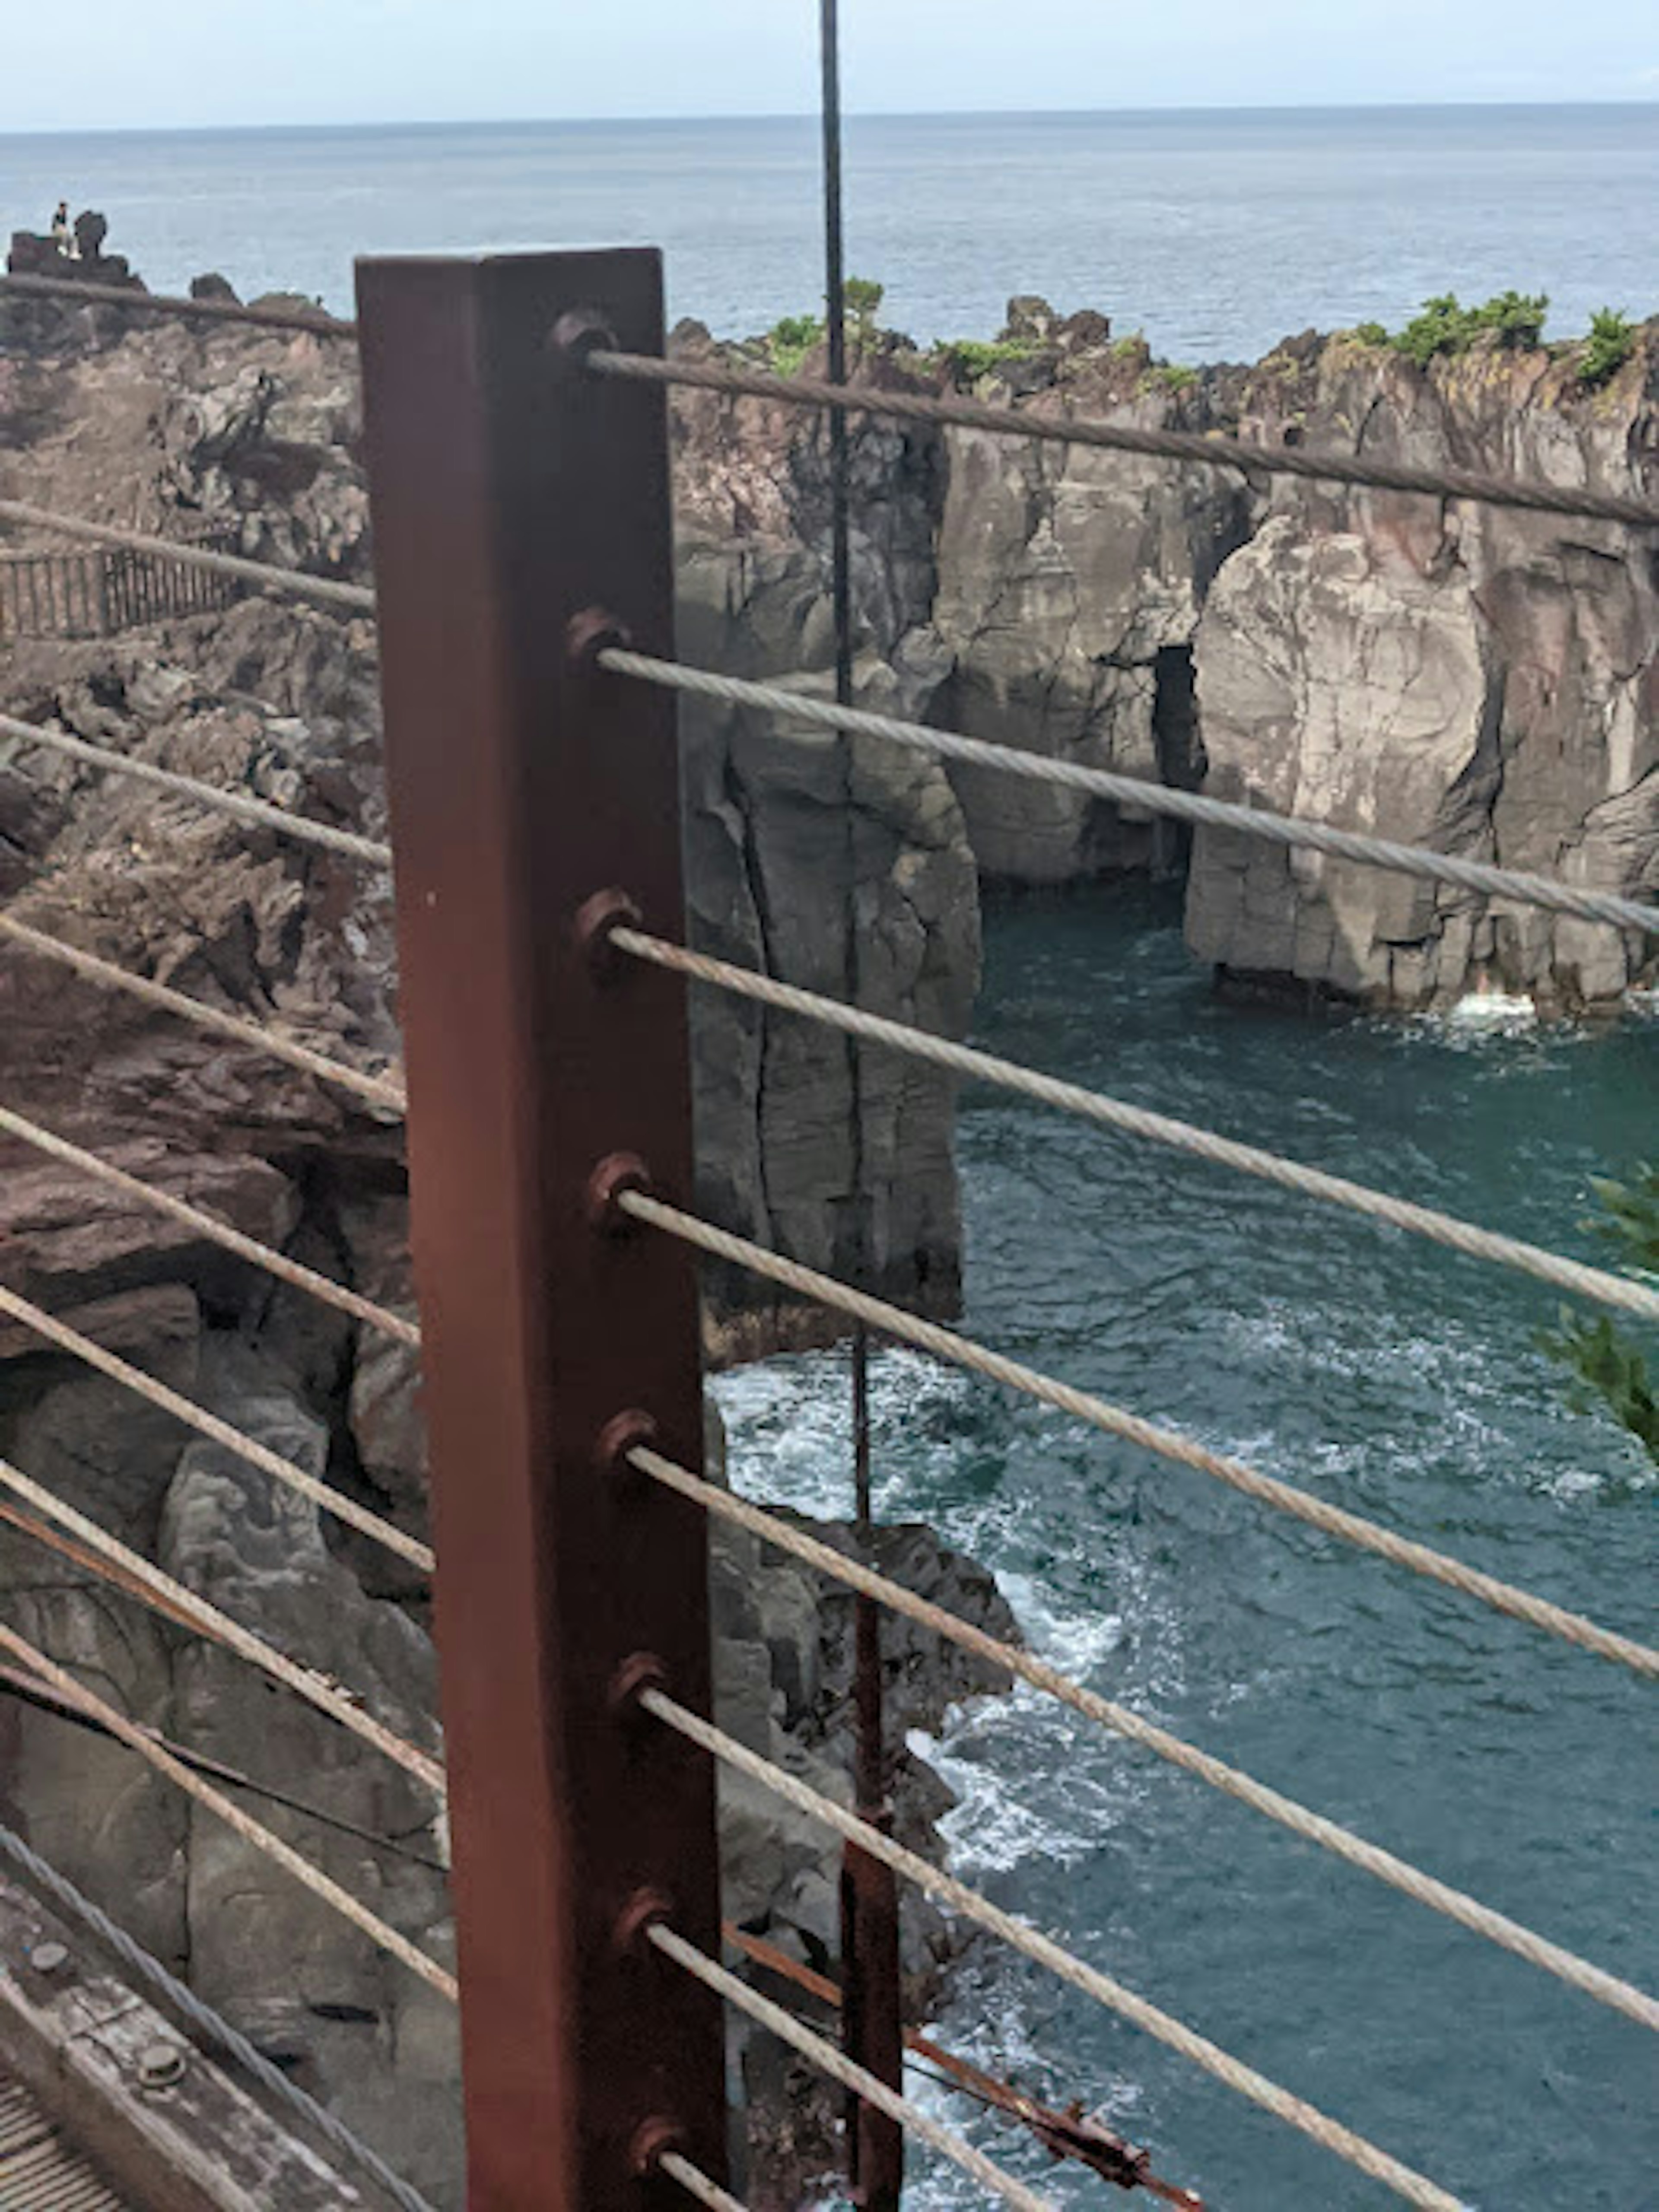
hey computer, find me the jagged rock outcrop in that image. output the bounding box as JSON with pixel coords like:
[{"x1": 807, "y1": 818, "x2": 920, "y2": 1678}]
[
  {"x1": 670, "y1": 308, "x2": 1657, "y2": 1009},
  {"x1": 0, "y1": 286, "x2": 993, "y2": 2200}
]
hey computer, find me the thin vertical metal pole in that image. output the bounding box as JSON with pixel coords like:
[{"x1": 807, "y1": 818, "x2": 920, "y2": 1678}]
[
  {"x1": 822, "y1": 6, "x2": 905, "y2": 2205},
  {"x1": 358, "y1": 247, "x2": 726, "y2": 2212}
]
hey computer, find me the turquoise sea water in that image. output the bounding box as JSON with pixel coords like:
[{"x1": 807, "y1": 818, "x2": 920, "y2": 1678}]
[
  {"x1": 3, "y1": 104, "x2": 1659, "y2": 357},
  {"x1": 716, "y1": 888, "x2": 1657, "y2": 2212}
]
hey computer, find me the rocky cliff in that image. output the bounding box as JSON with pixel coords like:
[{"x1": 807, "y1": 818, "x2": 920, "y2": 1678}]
[
  {"x1": 675, "y1": 300, "x2": 1658, "y2": 1013},
  {"x1": 3, "y1": 264, "x2": 1657, "y2": 2201},
  {"x1": 0, "y1": 290, "x2": 992, "y2": 2201}
]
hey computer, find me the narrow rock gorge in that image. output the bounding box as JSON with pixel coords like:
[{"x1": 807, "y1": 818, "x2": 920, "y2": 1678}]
[{"x1": 1, "y1": 272, "x2": 1655, "y2": 2198}]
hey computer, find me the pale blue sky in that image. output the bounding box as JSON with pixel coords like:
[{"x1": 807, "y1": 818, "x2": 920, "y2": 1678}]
[{"x1": 5, "y1": 0, "x2": 1658, "y2": 133}]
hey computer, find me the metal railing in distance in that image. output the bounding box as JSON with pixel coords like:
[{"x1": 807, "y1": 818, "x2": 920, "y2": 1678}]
[
  {"x1": 0, "y1": 499, "x2": 375, "y2": 615},
  {"x1": 357, "y1": 246, "x2": 727, "y2": 2209}
]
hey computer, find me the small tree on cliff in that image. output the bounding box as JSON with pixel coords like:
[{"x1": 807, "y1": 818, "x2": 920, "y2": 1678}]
[
  {"x1": 1540, "y1": 1165, "x2": 1659, "y2": 1468},
  {"x1": 843, "y1": 276, "x2": 884, "y2": 344}
]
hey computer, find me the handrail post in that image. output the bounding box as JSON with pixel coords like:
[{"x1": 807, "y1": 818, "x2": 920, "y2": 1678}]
[{"x1": 357, "y1": 248, "x2": 727, "y2": 2211}]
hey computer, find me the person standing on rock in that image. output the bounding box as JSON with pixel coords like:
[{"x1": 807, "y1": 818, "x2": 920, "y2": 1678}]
[{"x1": 50, "y1": 202, "x2": 75, "y2": 257}]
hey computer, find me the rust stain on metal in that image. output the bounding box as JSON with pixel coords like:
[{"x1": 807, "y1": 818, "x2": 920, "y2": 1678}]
[{"x1": 725, "y1": 1924, "x2": 1205, "y2": 2207}]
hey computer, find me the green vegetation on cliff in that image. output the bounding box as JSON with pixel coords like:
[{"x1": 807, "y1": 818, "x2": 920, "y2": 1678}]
[
  {"x1": 1352, "y1": 295, "x2": 1644, "y2": 387},
  {"x1": 1540, "y1": 1166, "x2": 1659, "y2": 1469}
]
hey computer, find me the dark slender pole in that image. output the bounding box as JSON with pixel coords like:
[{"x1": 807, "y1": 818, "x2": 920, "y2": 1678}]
[
  {"x1": 358, "y1": 246, "x2": 727, "y2": 2212},
  {"x1": 823, "y1": 7, "x2": 906, "y2": 2206}
]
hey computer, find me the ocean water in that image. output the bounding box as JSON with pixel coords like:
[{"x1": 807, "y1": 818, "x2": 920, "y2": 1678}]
[
  {"x1": 3, "y1": 102, "x2": 1654, "y2": 2208},
  {"x1": 715, "y1": 889, "x2": 1658, "y2": 2211},
  {"x1": 3, "y1": 104, "x2": 1659, "y2": 359}
]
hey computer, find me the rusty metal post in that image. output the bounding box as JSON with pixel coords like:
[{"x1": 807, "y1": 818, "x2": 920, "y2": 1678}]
[{"x1": 357, "y1": 248, "x2": 726, "y2": 2212}]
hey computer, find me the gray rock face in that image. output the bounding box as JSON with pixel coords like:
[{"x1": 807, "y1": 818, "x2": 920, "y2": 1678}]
[
  {"x1": 0, "y1": 302, "x2": 999, "y2": 2202},
  {"x1": 672, "y1": 309, "x2": 1657, "y2": 1009}
]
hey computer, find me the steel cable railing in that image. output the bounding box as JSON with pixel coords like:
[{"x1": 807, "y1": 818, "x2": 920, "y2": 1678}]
[
  {"x1": 0, "y1": 1453, "x2": 442, "y2": 1791},
  {"x1": 8, "y1": 240, "x2": 1654, "y2": 2206},
  {"x1": 625, "y1": 1441, "x2": 1658, "y2": 2030},
  {"x1": 0, "y1": 1283, "x2": 431, "y2": 1571},
  {"x1": 0, "y1": 270, "x2": 357, "y2": 340},
  {"x1": 597, "y1": 649, "x2": 1659, "y2": 938},
  {"x1": 610, "y1": 925, "x2": 1659, "y2": 1327},
  {"x1": 0, "y1": 1820, "x2": 437, "y2": 2212},
  {"x1": 645, "y1": 1919, "x2": 1056, "y2": 2212},
  {"x1": 0, "y1": 711, "x2": 395, "y2": 868},
  {"x1": 617, "y1": 1188, "x2": 1658, "y2": 1677},
  {"x1": 655, "y1": 2150, "x2": 750, "y2": 2212},
  {"x1": 588, "y1": 347, "x2": 1659, "y2": 534},
  {"x1": 0, "y1": 913, "x2": 407, "y2": 1112},
  {"x1": 0, "y1": 1623, "x2": 455, "y2": 1999},
  {"x1": 639, "y1": 1690, "x2": 1467, "y2": 2212},
  {"x1": 0, "y1": 1104, "x2": 418, "y2": 1345}
]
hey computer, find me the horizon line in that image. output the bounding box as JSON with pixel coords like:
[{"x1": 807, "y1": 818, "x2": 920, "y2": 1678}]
[{"x1": 4, "y1": 93, "x2": 1659, "y2": 139}]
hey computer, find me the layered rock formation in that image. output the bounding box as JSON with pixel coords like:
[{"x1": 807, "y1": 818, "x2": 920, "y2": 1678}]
[
  {"x1": 0, "y1": 285, "x2": 992, "y2": 2199},
  {"x1": 4, "y1": 262, "x2": 1657, "y2": 2202},
  {"x1": 674, "y1": 307, "x2": 1658, "y2": 1011}
]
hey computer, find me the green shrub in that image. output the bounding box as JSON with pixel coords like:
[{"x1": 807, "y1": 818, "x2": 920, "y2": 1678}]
[
  {"x1": 1392, "y1": 290, "x2": 1549, "y2": 366},
  {"x1": 1474, "y1": 289, "x2": 1550, "y2": 349},
  {"x1": 1580, "y1": 307, "x2": 1637, "y2": 388},
  {"x1": 767, "y1": 312, "x2": 825, "y2": 376},
  {"x1": 1353, "y1": 321, "x2": 1389, "y2": 347},
  {"x1": 1111, "y1": 332, "x2": 1149, "y2": 362},
  {"x1": 1144, "y1": 362, "x2": 1198, "y2": 393},
  {"x1": 1539, "y1": 1164, "x2": 1659, "y2": 1468},
  {"x1": 936, "y1": 337, "x2": 1038, "y2": 383},
  {"x1": 843, "y1": 276, "x2": 884, "y2": 339}
]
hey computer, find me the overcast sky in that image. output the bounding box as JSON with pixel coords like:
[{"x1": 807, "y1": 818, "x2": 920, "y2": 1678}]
[{"x1": 6, "y1": 1, "x2": 1658, "y2": 133}]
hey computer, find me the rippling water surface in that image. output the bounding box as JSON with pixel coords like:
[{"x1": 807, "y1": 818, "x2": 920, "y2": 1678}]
[
  {"x1": 4, "y1": 105, "x2": 1659, "y2": 356},
  {"x1": 715, "y1": 886, "x2": 1658, "y2": 2212}
]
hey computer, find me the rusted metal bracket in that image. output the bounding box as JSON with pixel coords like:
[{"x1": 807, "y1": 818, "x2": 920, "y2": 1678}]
[{"x1": 726, "y1": 1923, "x2": 1206, "y2": 2208}]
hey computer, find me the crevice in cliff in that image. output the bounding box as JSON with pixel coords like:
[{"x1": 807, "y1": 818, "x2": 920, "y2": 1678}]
[
  {"x1": 720, "y1": 744, "x2": 783, "y2": 1302},
  {"x1": 1146, "y1": 643, "x2": 1205, "y2": 881}
]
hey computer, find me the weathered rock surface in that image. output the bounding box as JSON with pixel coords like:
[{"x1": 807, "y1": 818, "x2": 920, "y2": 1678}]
[
  {"x1": 0, "y1": 282, "x2": 997, "y2": 2201},
  {"x1": 671, "y1": 308, "x2": 1658, "y2": 1009}
]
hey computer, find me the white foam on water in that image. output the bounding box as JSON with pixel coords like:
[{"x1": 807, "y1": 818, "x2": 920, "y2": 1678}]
[{"x1": 1446, "y1": 985, "x2": 1538, "y2": 1032}]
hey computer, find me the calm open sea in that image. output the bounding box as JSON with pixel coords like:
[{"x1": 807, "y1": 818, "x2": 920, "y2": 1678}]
[
  {"x1": 3, "y1": 103, "x2": 1654, "y2": 2209},
  {"x1": 3, "y1": 104, "x2": 1659, "y2": 356}
]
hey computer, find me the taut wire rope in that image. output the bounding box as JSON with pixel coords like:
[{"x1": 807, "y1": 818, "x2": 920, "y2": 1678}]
[
  {"x1": 617, "y1": 1189, "x2": 1659, "y2": 1677},
  {"x1": 627, "y1": 1441, "x2": 1659, "y2": 2031},
  {"x1": 0, "y1": 711, "x2": 395, "y2": 868},
  {"x1": 656, "y1": 2151, "x2": 750, "y2": 2212},
  {"x1": 596, "y1": 649, "x2": 1659, "y2": 938},
  {"x1": 610, "y1": 926, "x2": 1659, "y2": 1326},
  {"x1": 0, "y1": 912, "x2": 407, "y2": 1114},
  {"x1": 0, "y1": 1451, "x2": 443, "y2": 1792},
  {"x1": 0, "y1": 1103, "x2": 419, "y2": 1346},
  {"x1": 0, "y1": 1624, "x2": 456, "y2": 2000},
  {"x1": 640, "y1": 1692, "x2": 1467, "y2": 2212},
  {"x1": 0, "y1": 500, "x2": 376, "y2": 614},
  {"x1": 0, "y1": 271, "x2": 357, "y2": 340},
  {"x1": 0, "y1": 1820, "x2": 436, "y2": 2212},
  {"x1": 587, "y1": 348, "x2": 1659, "y2": 533},
  {"x1": 645, "y1": 1919, "x2": 1056, "y2": 2212},
  {"x1": 0, "y1": 1282, "x2": 432, "y2": 1572}
]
